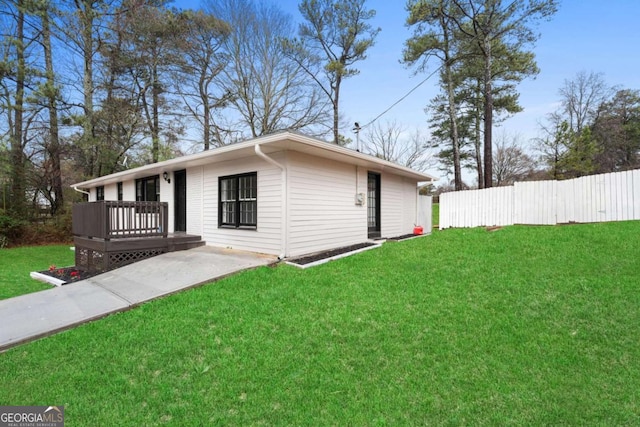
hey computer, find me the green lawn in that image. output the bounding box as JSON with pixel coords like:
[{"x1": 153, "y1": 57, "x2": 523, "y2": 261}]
[
  {"x1": 1, "y1": 222, "x2": 639, "y2": 425},
  {"x1": 432, "y1": 202, "x2": 439, "y2": 228},
  {"x1": 0, "y1": 245, "x2": 74, "y2": 299}
]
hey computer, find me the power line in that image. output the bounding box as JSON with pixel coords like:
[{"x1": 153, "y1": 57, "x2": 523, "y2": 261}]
[{"x1": 361, "y1": 65, "x2": 443, "y2": 129}]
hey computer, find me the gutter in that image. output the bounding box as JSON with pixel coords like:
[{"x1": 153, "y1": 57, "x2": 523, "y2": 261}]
[
  {"x1": 254, "y1": 144, "x2": 288, "y2": 259},
  {"x1": 72, "y1": 186, "x2": 90, "y2": 197}
]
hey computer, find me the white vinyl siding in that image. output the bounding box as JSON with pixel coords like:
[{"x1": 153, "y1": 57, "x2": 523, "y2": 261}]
[
  {"x1": 104, "y1": 183, "x2": 118, "y2": 201},
  {"x1": 122, "y1": 181, "x2": 135, "y2": 201},
  {"x1": 288, "y1": 151, "x2": 367, "y2": 257},
  {"x1": 81, "y1": 146, "x2": 423, "y2": 256},
  {"x1": 201, "y1": 155, "x2": 283, "y2": 255},
  {"x1": 186, "y1": 167, "x2": 203, "y2": 236},
  {"x1": 159, "y1": 175, "x2": 173, "y2": 232}
]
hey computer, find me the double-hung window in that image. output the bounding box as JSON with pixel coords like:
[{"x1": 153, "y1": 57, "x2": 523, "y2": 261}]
[
  {"x1": 135, "y1": 175, "x2": 160, "y2": 202},
  {"x1": 219, "y1": 172, "x2": 257, "y2": 228},
  {"x1": 96, "y1": 186, "x2": 105, "y2": 201}
]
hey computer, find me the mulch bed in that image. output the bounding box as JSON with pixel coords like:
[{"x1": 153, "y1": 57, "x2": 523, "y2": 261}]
[
  {"x1": 37, "y1": 266, "x2": 97, "y2": 285},
  {"x1": 386, "y1": 233, "x2": 421, "y2": 241},
  {"x1": 287, "y1": 242, "x2": 377, "y2": 266}
]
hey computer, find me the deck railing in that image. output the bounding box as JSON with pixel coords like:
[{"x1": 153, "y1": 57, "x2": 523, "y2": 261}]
[{"x1": 72, "y1": 201, "x2": 169, "y2": 240}]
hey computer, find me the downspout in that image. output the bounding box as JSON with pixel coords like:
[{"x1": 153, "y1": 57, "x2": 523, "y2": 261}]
[
  {"x1": 72, "y1": 185, "x2": 90, "y2": 197},
  {"x1": 255, "y1": 144, "x2": 287, "y2": 259}
]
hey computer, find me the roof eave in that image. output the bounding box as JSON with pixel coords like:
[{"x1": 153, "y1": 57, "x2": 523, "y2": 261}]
[{"x1": 71, "y1": 131, "x2": 436, "y2": 189}]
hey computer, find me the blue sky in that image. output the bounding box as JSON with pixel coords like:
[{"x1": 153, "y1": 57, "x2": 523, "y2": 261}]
[{"x1": 174, "y1": 0, "x2": 640, "y2": 176}]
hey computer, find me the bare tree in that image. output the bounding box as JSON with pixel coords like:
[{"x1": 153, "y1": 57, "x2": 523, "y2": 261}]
[
  {"x1": 206, "y1": 0, "x2": 329, "y2": 142},
  {"x1": 536, "y1": 112, "x2": 565, "y2": 180},
  {"x1": 294, "y1": 0, "x2": 380, "y2": 144},
  {"x1": 537, "y1": 71, "x2": 612, "y2": 179},
  {"x1": 39, "y1": 2, "x2": 63, "y2": 214},
  {"x1": 493, "y1": 132, "x2": 536, "y2": 186},
  {"x1": 7, "y1": 0, "x2": 27, "y2": 216},
  {"x1": 174, "y1": 10, "x2": 231, "y2": 150},
  {"x1": 118, "y1": 5, "x2": 189, "y2": 163},
  {"x1": 55, "y1": 0, "x2": 130, "y2": 178},
  {"x1": 592, "y1": 89, "x2": 640, "y2": 172},
  {"x1": 558, "y1": 71, "x2": 611, "y2": 134},
  {"x1": 363, "y1": 121, "x2": 433, "y2": 171}
]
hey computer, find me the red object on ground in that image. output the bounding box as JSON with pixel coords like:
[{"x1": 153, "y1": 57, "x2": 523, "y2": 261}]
[{"x1": 413, "y1": 225, "x2": 423, "y2": 235}]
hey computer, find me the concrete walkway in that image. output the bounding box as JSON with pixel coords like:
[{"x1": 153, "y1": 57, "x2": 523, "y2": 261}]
[{"x1": 0, "y1": 246, "x2": 276, "y2": 351}]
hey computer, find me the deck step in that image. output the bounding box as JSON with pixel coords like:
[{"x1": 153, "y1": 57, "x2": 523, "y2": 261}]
[
  {"x1": 75, "y1": 234, "x2": 206, "y2": 273},
  {"x1": 169, "y1": 240, "x2": 206, "y2": 252}
]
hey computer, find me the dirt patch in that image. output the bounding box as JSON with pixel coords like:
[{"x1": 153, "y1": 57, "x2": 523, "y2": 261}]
[{"x1": 287, "y1": 242, "x2": 377, "y2": 266}]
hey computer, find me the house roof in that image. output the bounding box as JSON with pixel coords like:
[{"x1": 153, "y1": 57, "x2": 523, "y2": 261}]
[{"x1": 71, "y1": 131, "x2": 436, "y2": 189}]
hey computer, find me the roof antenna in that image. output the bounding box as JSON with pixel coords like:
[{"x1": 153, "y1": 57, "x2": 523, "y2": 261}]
[
  {"x1": 352, "y1": 122, "x2": 361, "y2": 152},
  {"x1": 120, "y1": 155, "x2": 128, "y2": 168}
]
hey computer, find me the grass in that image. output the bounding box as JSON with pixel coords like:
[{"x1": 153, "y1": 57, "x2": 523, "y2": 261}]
[
  {"x1": 432, "y1": 202, "x2": 439, "y2": 228},
  {"x1": 0, "y1": 245, "x2": 74, "y2": 299},
  {"x1": 1, "y1": 222, "x2": 640, "y2": 425}
]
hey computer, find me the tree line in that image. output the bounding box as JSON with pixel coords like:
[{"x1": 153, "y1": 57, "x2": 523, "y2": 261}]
[
  {"x1": 2, "y1": 0, "x2": 637, "y2": 245},
  {"x1": 0, "y1": 0, "x2": 379, "y2": 225},
  {"x1": 538, "y1": 71, "x2": 640, "y2": 181},
  {"x1": 404, "y1": 1, "x2": 639, "y2": 193}
]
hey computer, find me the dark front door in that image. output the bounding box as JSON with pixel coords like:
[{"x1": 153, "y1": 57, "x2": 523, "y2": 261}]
[
  {"x1": 368, "y1": 172, "x2": 381, "y2": 239},
  {"x1": 174, "y1": 169, "x2": 187, "y2": 232}
]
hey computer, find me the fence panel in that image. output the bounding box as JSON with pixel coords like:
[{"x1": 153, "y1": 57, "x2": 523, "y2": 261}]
[
  {"x1": 555, "y1": 179, "x2": 572, "y2": 223},
  {"x1": 514, "y1": 180, "x2": 556, "y2": 225},
  {"x1": 417, "y1": 195, "x2": 433, "y2": 233},
  {"x1": 634, "y1": 170, "x2": 640, "y2": 219},
  {"x1": 440, "y1": 168, "x2": 640, "y2": 229},
  {"x1": 621, "y1": 170, "x2": 635, "y2": 221},
  {"x1": 439, "y1": 186, "x2": 513, "y2": 229},
  {"x1": 594, "y1": 173, "x2": 608, "y2": 223}
]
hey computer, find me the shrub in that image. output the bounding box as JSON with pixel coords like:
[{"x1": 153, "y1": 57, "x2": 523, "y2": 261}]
[
  {"x1": 0, "y1": 212, "x2": 72, "y2": 247},
  {"x1": 0, "y1": 214, "x2": 27, "y2": 247}
]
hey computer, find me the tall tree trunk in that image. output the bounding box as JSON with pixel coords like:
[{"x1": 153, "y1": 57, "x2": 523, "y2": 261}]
[
  {"x1": 475, "y1": 92, "x2": 483, "y2": 189},
  {"x1": 447, "y1": 80, "x2": 462, "y2": 190},
  {"x1": 443, "y1": 70, "x2": 461, "y2": 190},
  {"x1": 10, "y1": 0, "x2": 26, "y2": 216},
  {"x1": 79, "y1": 0, "x2": 96, "y2": 177},
  {"x1": 332, "y1": 76, "x2": 341, "y2": 144},
  {"x1": 482, "y1": 39, "x2": 493, "y2": 188},
  {"x1": 200, "y1": 70, "x2": 210, "y2": 150},
  {"x1": 152, "y1": 65, "x2": 160, "y2": 162},
  {"x1": 42, "y1": 6, "x2": 64, "y2": 214},
  {"x1": 203, "y1": 102, "x2": 210, "y2": 151},
  {"x1": 438, "y1": 13, "x2": 462, "y2": 190}
]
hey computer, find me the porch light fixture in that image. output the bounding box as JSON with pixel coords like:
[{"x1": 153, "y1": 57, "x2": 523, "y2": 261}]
[{"x1": 163, "y1": 171, "x2": 171, "y2": 184}]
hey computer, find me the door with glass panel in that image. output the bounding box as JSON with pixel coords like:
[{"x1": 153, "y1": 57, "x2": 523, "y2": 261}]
[
  {"x1": 174, "y1": 170, "x2": 187, "y2": 232},
  {"x1": 368, "y1": 172, "x2": 381, "y2": 239}
]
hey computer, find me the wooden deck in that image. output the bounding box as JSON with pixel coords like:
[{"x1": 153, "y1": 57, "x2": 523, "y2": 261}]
[
  {"x1": 74, "y1": 233, "x2": 205, "y2": 273},
  {"x1": 73, "y1": 201, "x2": 204, "y2": 272}
]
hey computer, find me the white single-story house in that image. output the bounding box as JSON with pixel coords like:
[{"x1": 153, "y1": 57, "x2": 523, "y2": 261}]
[{"x1": 71, "y1": 131, "x2": 435, "y2": 259}]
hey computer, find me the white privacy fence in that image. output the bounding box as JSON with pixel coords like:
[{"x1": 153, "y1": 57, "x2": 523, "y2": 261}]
[
  {"x1": 417, "y1": 195, "x2": 433, "y2": 233},
  {"x1": 439, "y1": 169, "x2": 640, "y2": 229}
]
